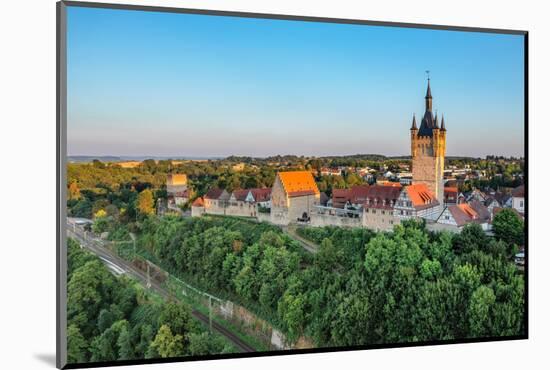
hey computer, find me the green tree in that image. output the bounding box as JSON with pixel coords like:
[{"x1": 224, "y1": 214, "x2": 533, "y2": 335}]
[
  {"x1": 468, "y1": 285, "x2": 496, "y2": 337},
  {"x1": 137, "y1": 189, "x2": 155, "y2": 215},
  {"x1": 117, "y1": 325, "x2": 135, "y2": 360},
  {"x1": 158, "y1": 302, "x2": 192, "y2": 337},
  {"x1": 452, "y1": 223, "x2": 488, "y2": 254},
  {"x1": 67, "y1": 324, "x2": 88, "y2": 363},
  {"x1": 92, "y1": 214, "x2": 110, "y2": 234},
  {"x1": 492, "y1": 209, "x2": 524, "y2": 248},
  {"x1": 67, "y1": 260, "x2": 116, "y2": 338},
  {"x1": 315, "y1": 238, "x2": 338, "y2": 271},
  {"x1": 97, "y1": 309, "x2": 116, "y2": 333},
  {"x1": 90, "y1": 320, "x2": 129, "y2": 362},
  {"x1": 149, "y1": 325, "x2": 185, "y2": 358},
  {"x1": 187, "y1": 332, "x2": 227, "y2": 356}
]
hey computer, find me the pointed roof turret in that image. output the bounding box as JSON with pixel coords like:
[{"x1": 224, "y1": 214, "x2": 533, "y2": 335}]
[
  {"x1": 434, "y1": 112, "x2": 439, "y2": 129},
  {"x1": 425, "y1": 77, "x2": 433, "y2": 112},
  {"x1": 441, "y1": 115, "x2": 446, "y2": 131},
  {"x1": 411, "y1": 114, "x2": 417, "y2": 130}
]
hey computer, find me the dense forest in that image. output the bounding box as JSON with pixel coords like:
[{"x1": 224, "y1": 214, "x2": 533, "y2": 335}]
[
  {"x1": 133, "y1": 214, "x2": 525, "y2": 347},
  {"x1": 66, "y1": 239, "x2": 233, "y2": 364}
]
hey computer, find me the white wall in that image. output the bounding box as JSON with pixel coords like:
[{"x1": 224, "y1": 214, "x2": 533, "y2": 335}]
[{"x1": 513, "y1": 196, "x2": 525, "y2": 213}]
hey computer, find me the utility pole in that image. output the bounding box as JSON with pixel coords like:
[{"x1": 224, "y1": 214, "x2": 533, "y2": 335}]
[
  {"x1": 208, "y1": 295, "x2": 213, "y2": 333},
  {"x1": 146, "y1": 262, "x2": 151, "y2": 288},
  {"x1": 130, "y1": 232, "x2": 136, "y2": 258}
]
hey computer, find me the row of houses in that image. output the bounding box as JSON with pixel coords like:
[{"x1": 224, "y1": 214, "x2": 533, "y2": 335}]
[
  {"x1": 191, "y1": 187, "x2": 272, "y2": 218},
  {"x1": 168, "y1": 170, "x2": 524, "y2": 233}
]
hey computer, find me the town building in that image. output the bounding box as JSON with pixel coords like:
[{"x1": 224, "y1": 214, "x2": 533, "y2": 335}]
[
  {"x1": 444, "y1": 186, "x2": 458, "y2": 205},
  {"x1": 394, "y1": 183, "x2": 441, "y2": 221},
  {"x1": 320, "y1": 167, "x2": 342, "y2": 176},
  {"x1": 271, "y1": 171, "x2": 321, "y2": 225},
  {"x1": 362, "y1": 185, "x2": 402, "y2": 231},
  {"x1": 410, "y1": 78, "x2": 446, "y2": 210},
  {"x1": 224, "y1": 188, "x2": 272, "y2": 218},
  {"x1": 191, "y1": 197, "x2": 205, "y2": 217},
  {"x1": 248, "y1": 188, "x2": 272, "y2": 209},
  {"x1": 203, "y1": 188, "x2": 231, "y2": 215},
  {"x1": 225, "y1": 189, "x2": 256, "y2": 217},
  {"x1": 166, "y1": 173, "x2": 189, "y2": 206},
  {"x1": 512, "y1": 185, "x2": 525, "y2": 214},
  {"x1": 435, "y1": 201, "x2": 491, "y2": 232},
  {"x1": 484, "y1": 196, "x2": 502, "y2": 220}
]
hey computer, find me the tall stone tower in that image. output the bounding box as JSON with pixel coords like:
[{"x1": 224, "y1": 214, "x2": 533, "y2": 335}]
[{"x1": 410, "y1": 78, "x2": 446, "y2": 206}]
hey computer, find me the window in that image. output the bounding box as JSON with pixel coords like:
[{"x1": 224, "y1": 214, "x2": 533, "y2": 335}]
[
  {"x1": 445, "y1": 215, "x2": 450, "y2": 220},
  {"x1": 372, "y1": 210, "x2": 376, "y2": 214},
  {"x1": 520, "y1": 200, "x2": 524, "y2": 207},
  {"x1": 382, "y1": 210, "x2": 385, "y2": 215}
]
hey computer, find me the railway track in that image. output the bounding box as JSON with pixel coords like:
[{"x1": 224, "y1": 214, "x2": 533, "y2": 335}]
[{"x1": 67, "y1": 224, "x2": 256, "y2": 353}]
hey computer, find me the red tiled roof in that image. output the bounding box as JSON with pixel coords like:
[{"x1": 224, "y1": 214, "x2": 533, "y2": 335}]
[
  {"x1": 332, "y1": 185, "x2": 376, "y2": 208},
  {"x1": 444, "y1": 187, "x2": 458, "y2": 204},
  {"x1": 458, "y1": 203, "x2": 478, "y2": 219},
  {"x1": 192, "y1": 197, "x2": 204, "y2": 207},
  {"x1": 204, "y1": 188, "x2": 224, "y2": 200},
  {"x1": 512, "y1": 185, "x2": 524, "y2": 197},
  {"x1": 447, "y1": 205, "x2": 474, "y2": 227},
  {"x1": 232, "y1": 189, "x2": 250, "y2": 201},
  {"x1": 406, "y1": 184, "x2": 438, "y2": 208},
  {"x1": 332, "y1": 188, "x2": 351, "y2": 208},
  {"x1": 349, "y1": 185, "x2": 371, "y2": 204},
  {"x1": 445, "y1": 201, "x2": 490, "y2": 227},
  {"x1": 444, "y1": 187, "x2": 458, "y2": 194},
  {"x1": 278, "y1": 171, "x2": 320, "y2": 198},
  {"x1": 363, "y1": 185, "x2": 402, "y2": 210},
  {"x1": 469, "y1": 199, "x2": 491, "y2": 220},
  {"x1": 249, "y1": 188, "x2": 271, "y2": 202}
]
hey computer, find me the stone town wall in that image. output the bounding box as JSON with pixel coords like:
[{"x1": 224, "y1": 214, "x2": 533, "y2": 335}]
[
  {"x1": 310, "y1": 213, "x2": 362, "y2": 228},
  {"x1": 362, "y1": 209, "x2": 399, "y2": 231},
  {"x1": 225, "y1": 201, "x2": 257, "y2": 218}
]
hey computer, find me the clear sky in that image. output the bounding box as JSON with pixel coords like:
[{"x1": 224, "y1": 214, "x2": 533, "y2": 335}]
[{"x1": 67, "y1": 6, "x2": 525, "y2": 158}]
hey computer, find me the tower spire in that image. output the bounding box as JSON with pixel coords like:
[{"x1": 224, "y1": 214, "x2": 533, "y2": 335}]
[
  {"x1": 411, "y1": 113, "x2": 417, "y2": 130},
  {"x1": 425, "y1": 71, "x2": 433, "y2": 111},
  {"x1": 441, "y1": 115, "x2": 446, "y2": 131}
]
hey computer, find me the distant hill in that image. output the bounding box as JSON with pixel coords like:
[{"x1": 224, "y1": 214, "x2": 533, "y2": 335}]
[
  {"x1": 68, "y1": 155, "x2": 221, "y2": 163},
  {"x1": 68, "y1": 156, "x2": 122, "y2": 163}
]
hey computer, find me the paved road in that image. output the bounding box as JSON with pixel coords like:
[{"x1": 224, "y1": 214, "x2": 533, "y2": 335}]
[{"x1": 66, "y1": 221, "x2": 256, "y2": 353}]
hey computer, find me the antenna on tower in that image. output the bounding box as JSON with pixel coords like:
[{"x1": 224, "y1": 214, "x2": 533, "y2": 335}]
[{"x1": 426, "y1": 70, "x2": 430, "y2": 80}]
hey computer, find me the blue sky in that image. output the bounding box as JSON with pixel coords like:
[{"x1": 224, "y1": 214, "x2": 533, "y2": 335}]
[{"x1": 67, "y1": 6, "x2": 525, "y2": 158}]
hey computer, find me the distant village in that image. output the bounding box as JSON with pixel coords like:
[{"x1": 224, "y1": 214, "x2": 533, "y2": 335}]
[{"x1": 162, "y1": 81, "x2": 525, "y2": 234}]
